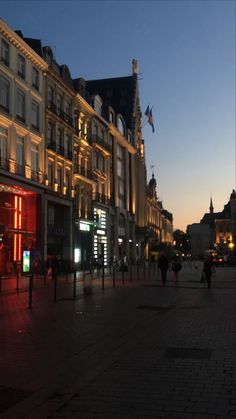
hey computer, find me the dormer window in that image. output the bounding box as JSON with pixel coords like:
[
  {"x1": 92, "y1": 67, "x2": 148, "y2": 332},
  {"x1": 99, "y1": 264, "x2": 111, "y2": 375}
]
[
  {"x1": 94, "y1": 95, "x2": 102, "y2": 116},
  {"x1": 117, "y1": 116, "x2": 125, "y2": 136}
]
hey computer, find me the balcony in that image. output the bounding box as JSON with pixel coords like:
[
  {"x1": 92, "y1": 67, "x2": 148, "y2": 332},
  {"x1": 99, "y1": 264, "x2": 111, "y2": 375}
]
[
  {"x1": 93, "y1": 192, "x2": 109, "y2": 205},
  {"x1": 47, "y1": 101, "x2": 74, "y2": 128},
  {"x1": 75, "y1": 164, "x2": 93, "y2": 180},
  {"x1": 14, "y1": 161, "x2": 25, "y2": 177},
  {"x1": 0, "y1": 157, "x2": 9, "y2": 171},
  {"x1": 1, "y1": 56, "x2": 9, "y2": 67},
  {"x1": 91, "y1": 134, "x2": 111, "y2": 153}
]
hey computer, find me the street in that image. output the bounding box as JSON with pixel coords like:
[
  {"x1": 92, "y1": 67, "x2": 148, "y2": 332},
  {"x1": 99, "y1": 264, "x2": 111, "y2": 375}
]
[{"x1": 0, "y1": 265, "x2": 236, "y2": 419}]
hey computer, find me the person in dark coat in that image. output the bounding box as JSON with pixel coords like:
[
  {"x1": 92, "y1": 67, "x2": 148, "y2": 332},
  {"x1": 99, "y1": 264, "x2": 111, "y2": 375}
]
[
  {"x1": 203, "y1": 256, "x2": 213, "y2": 289},
  {"x1": 158, "y1": 253, "x2": 169, "y2": 285},
  {"x1": 171, "y1": 258, "x2": 182, "y2": 283}
]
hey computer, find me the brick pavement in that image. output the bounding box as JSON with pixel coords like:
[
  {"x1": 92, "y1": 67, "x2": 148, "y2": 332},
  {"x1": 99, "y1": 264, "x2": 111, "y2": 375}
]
[{"x1": 0, "y1": 266, "x2": 235, "y2": 419}]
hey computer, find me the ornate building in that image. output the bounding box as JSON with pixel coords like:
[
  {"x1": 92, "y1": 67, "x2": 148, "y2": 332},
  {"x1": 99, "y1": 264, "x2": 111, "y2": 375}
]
[{"x1": 0, "y1": 19, "x2": 47, "y2": 274}]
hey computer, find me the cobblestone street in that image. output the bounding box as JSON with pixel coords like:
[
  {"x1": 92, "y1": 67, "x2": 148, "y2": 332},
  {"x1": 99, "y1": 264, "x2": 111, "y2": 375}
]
[{"x1": 0, "y1": 265, "x2": 236, "y2": 419}]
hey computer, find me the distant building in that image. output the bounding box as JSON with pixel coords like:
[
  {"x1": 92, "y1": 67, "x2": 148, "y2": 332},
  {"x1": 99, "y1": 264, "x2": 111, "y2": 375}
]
[
  {"x1": 215, "y1": 189, "x2": 236, "y2": 251},
  {"x1": 187, "y1": 223, "x2": 210, "y2": 258},
  {"x1": 200, "y1": 198, "x2": 221, "y2": 247}
]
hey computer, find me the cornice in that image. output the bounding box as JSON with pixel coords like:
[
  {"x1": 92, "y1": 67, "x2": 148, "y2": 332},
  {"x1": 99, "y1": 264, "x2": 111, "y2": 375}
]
[
  {"x1": 0, "y1": 19, "x2": 48, "y2": 71},
  {"x1": 109, "y1": 124, "x2": 136, "y2": 154}
]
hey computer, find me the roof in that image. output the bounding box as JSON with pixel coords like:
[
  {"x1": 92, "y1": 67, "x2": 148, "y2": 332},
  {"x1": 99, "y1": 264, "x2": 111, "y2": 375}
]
[{"x1": 85, "y1": 76, "x2": 135, "y2": 129}]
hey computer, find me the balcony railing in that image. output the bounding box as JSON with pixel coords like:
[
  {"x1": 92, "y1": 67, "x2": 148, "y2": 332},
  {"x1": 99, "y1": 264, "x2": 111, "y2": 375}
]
[
  {"x1": 75, "y1": 164, "x2": 93, "y2": 180},
  {"x1": 47, "y1": 101, "x2": 74, "y2": 127},
  {"x1": 91, "y1": 134, "x2": 111, "y2": 153},
  {"x1": 93, "y1": 192, "x2": 109, "y2": 205},
  {"x1": 0, "y1": 157, "x2": 10, "y2": 171}
]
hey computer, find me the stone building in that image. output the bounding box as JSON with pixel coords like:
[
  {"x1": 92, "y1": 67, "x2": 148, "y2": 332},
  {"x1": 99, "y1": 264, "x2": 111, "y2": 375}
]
[
  {"x1": 215, "y1": 189, "x2": 236, "y2": 251},
  {"x1": 0, "y1": 19, "x2": 47, "y2": 274}
]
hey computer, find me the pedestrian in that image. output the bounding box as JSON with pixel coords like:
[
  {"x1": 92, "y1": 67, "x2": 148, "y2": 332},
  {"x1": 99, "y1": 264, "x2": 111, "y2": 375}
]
[
  {"x1": 203, "y1": 256, "x2": 213, "y2": 289},
  {"x1": 171, "y1": 258, "x2": 182, "y2": 283},
  {"x1": 158, "y1": 253, "x2": 169, "y2": 285}
]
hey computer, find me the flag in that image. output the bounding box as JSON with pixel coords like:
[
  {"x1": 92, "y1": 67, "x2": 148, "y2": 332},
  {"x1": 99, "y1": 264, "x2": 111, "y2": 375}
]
[
  {"x1": 144, "y1": 105, "x2": 155, "y2": 133},
  {"x1": 148, "y1": 108, "x2": 155, "y2": 133}
]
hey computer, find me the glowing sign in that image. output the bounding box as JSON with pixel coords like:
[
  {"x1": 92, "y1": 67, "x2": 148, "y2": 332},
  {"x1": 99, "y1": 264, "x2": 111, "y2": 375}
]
[{"x1": 23, "y1": 250, "x2": 30, "y2": 273}]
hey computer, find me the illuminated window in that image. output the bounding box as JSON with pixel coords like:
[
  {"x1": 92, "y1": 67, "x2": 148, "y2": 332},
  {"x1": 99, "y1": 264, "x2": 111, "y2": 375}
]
[
  {"x1": 18, "y1": 54, "x2": 25, "y2": 79},
  {"x1": 31, "y1": 144, "x2": 39, "y2": 172},
  {"x1": 1, "y1": 39, "x2": 9, "y2": 66},
  {"x1": 0, "y1": 76, "x2": 10, "y2": 112},
  {"x1": 0, "y1": 126, "x2": 7, "y2": 161},
  {"x1": 57, "y1": 166, "x2": 63, "y2": 189}
]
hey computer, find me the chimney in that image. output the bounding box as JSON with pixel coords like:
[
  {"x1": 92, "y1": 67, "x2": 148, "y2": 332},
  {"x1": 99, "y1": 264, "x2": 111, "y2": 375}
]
[{"x1": 132, "y1": 59, "x2": 138, "y2": 75}]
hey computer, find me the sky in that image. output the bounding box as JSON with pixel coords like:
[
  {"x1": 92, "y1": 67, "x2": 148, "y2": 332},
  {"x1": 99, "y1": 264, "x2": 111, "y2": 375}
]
[{"x1": 0, "y1": 0, "x2": 235, "y2": 232}]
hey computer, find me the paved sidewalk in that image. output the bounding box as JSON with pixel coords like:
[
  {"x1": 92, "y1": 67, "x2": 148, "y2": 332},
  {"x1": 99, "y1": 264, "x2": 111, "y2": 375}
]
[{"x1": 0, "y1": 266, "x2": 235, "y2": 418}]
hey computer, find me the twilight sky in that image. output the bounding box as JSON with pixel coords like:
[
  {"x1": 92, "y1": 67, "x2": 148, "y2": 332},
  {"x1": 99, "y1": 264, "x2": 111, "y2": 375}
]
[{"x1": 1, "y1": 0, "x2": 235, "y2": 231}]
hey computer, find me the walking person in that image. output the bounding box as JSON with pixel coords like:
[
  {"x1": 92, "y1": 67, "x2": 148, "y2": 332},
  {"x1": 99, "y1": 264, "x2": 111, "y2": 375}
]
[
  {"x1": 158, "y1": 253, "x2": 169, "y2": 285},
  {"x1": 203, "y1": 256, "x2": 213, "y2": 289},
  {"x1": 171, "y1": 257, "x2": 182, "y2": 283}
]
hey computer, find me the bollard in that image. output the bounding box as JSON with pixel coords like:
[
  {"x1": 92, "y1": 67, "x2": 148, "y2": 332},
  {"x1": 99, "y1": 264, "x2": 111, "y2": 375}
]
[
  {"x1": 122, "y1": 266, "x2": 124, "y2": 284},
  {"x1": 130, "y1": 263, "x2": 132, "y2": 282},
  {"x1": 143, "y1": 260, "x2": 146, "y2": 280},
  {"x1": 73, "y1": 270, "x2": 76, "y2": 299},
  {"x1": 16, "y1": 269, "x2": 19, "y2": 293},
  {"x1": 28, "y1": 273, "x2": 33, "y2": 309},
  {"x1": 148, "y1": 260, "x2": 151, "y2": 279},
  {"x1": 137, "y1": 262, "x2": 140, "y2": 281},
  {"x1": 54, "y1": 275, "x2": 57, "y2": 302},
  {"x1": 113, "y1": 264, "x2": 116, "y2": 287},
  {"x1": 102, "y1": 265, "x2": 105, "y2": 290}
]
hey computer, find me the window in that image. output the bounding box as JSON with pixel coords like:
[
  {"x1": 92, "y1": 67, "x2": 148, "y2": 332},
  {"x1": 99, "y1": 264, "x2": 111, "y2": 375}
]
[
  {"x1": 128, "y1": 132, "x2": 132, "y2": 143},
  {"x1": 16, "y1": 89, "x2": 26, "y2": 122},
  {"x1": 31, "y1": 143, "x2": 39, "y2": 172},
  {"x1": 65, "y1": 134, "x2": 71, "y2": 159},
  {"x1": 0, "y1": 126, "x2": 7, "y2": 162},
  {"x1": 0, "y1": 76, "x2": 10, "y2": 112},
  {"x1": 48, "y1": 160, "x2": 54, "y2": 185},
  {"x1": 32, "y1": 67, "x2": 39, "y2": 90},
  {"x1": 47, "y1": 122, "x2": 53, "y2": 142},
  {"x1": 117, "y1": 116, "x2": 125, "y2": 135},
  {"x1": 16, "y1": 136, "x2": 24, "y2": 167},
  {"x1": 31, "y1": 101, "x2": 39, "y2": 130},
  {"x1": 57, "y1": 166, "x2": 62, "y2": 189},
  {"x1": 65, "y1": 100, "x2": 71, "y2": 116},
  {"x1": 117, "y1": 144, "x2": 125, "y2": 208},
  {"x1": 56, "y1": 128, "x2": 63, "y2": 151},
  {"x1": 57, "y1": 94, "x2": 63, "y2": 113},
  {"x1": 1, "y1": 39, "x2": 9, "y2": 66},
  {"x1": 66, "y1": 171, "x2": 70, "y2": 193},
  {"x1": 48, "y1": 86, "x2": 53, "y2": 103},
  {"x1": 18, "y1": 54, "x2": 25, "y2": 79},
  {"x1": 109, "y1": 111, "x2": 114, "y2": 123}
]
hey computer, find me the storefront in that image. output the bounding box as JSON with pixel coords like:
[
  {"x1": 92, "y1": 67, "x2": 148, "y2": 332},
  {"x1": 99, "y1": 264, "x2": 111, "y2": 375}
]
[
  {"x1": 0, "y1": 183, "x2": 41, "y2": 275},
  {"x1": 74, "y1": 219, "x2": 93, "y2": 270},
  {"x1": 93, "y1": 207, "x2": 108, "y2": 266}
]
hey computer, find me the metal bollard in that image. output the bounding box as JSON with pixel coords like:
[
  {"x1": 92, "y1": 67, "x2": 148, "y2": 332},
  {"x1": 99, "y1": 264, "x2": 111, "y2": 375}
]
[
  {"x1": 73, "y1": 270, "x2": 76, "y2": 299},
  {"x1": 16, "y1": 269, "x2": 19, "y2": 293},
  {"x1": 28, "y1": 273, "x2": 33, "y2": 309},
  {"x1": 122, "y1": 267, "x2": 124, "y2": 284},
  {"x1": 102, "y1": 265, "x2": 105, "y2": 290},
  {"x1": 143, "y1": 261, "x2": 146, "y2": 280},
  {"x1": 54, "y1": 275, "x2": 57, "y2": 302},
  {"x1": 148, "y1": 260, "x2": 151, "y2": 279},
  {"x1": 130, "y1": 263, "x2": 132, "y2": 282},
  {"x1": 113, "y1": 264, "x2": 116, "y2": 287},
  {"x1": 137, "y1": 262, "x2": 139, "y2": 281}
]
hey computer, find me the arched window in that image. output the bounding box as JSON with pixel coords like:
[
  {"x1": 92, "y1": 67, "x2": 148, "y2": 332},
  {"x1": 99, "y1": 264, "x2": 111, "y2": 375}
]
[{"x1": 117, "y1": 116, "x2": 125, "y2": 135}]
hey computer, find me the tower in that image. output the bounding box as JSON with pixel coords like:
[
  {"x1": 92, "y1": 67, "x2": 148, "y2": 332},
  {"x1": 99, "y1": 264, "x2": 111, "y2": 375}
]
[{"x1": 209, "y1": 197, "x2": 214, "y2": 214}]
